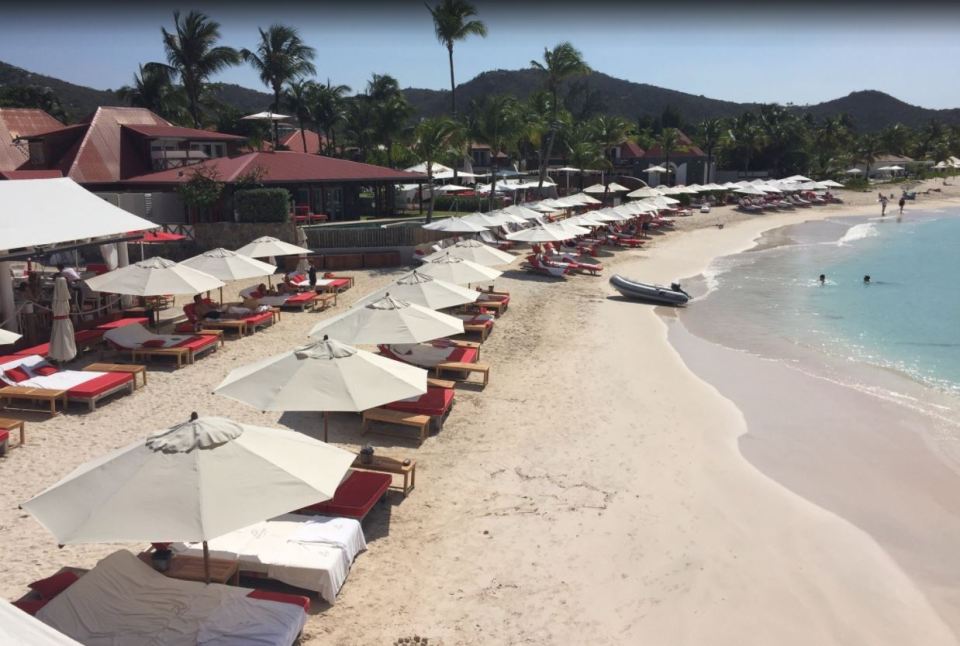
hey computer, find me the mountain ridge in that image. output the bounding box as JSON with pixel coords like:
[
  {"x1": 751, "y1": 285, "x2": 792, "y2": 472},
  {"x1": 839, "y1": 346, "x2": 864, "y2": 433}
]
[{"x1": 2, "y1": 60, "x2": 958, "y2": 132}]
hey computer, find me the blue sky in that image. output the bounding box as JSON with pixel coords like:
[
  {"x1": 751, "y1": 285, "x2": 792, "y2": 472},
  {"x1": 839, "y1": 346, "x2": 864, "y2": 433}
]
[{"x1": 3, "y1": 2, "x2": 959, "y2": 109}]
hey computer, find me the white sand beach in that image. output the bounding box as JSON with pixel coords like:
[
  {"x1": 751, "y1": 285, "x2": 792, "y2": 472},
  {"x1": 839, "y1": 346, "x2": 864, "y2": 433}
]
[{"x1": 3, "y1": 180, "x2": 960, "y2": 645}]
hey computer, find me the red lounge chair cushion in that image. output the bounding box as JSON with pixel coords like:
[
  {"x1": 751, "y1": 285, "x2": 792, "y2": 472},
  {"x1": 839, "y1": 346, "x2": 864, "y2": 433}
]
[
  {"x1": 4, "y1": 366, "x2": 30, "y2": 382},
  {"x1": 140, "y1": 340, "x2": 166, "y2": 348},
  {"x1": 385, "y1": 386, "x2": 454, "y2": 417},
  {"x1": 68, "y1": 372, "x2": 132, "y2": 398},
  {"x1": 243, "y1": 311, "x2": 274, "y2": 326},
  {"x1": 96, "y1": 317, "x2": 149, "y2": 330},
  {"x1": 300, "y1": 471, "x2": 391, "y2": 519},
  {"x1": 13, "y1": 598, "x2": 48, "y2": 615},
  {"x1": 29, "y1": 570, "x2": 79, "y2": 600},
  {"x1": 20, "y1": 343, "x2": 50, "y2": 356},
  {"x1": 247, "y1": 589, "x2": 311, "y2": 612},
  {"x1": 74, "y1": 329, "x2": 104, "y2": 345},
  {"x1": 284, "y1": 292, "x2": 314, "y2": 304},
  {"x1": 175, "y1": 335, "x2": 218, "y2": 353},
  {"x1": 32, "y1": 364, "x2": 59, "y2": 377}
]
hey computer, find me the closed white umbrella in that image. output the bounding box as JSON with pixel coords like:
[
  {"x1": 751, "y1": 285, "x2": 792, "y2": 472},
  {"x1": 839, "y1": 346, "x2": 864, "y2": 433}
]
[
  {"x1": 358, "y1": 269, "x2": 480, "y2": 309},
  {"x1": 422, "y1": 239, "x2": 516, "y2": 267},
  {"x1": 235, "y1": 236, "x2": 310, "y2": 259},
  {"x1": 417, "y1": 254, "x2": 503, "y2": 285},
  {"x1": 309, "y1": 294, "x2": 464, "y2": 343},
  {"x1": 506, "y1": 223, "x2": 583, "y2": 242},
  {"x1": 215, "y1": 338, "x2": 427, "y2": 442},
  {"x1": 422, "y1": 216, "x2": 489, "y2": 233},
  {"x1": 22, "y1": 414, "x2": 356, "y2": 580},
  {"x1": 48, "y1": 277, "x2": 76, "y2": 362},
  {"x1": 84, "y1": 257, "x2": 224, "y2": 296}
]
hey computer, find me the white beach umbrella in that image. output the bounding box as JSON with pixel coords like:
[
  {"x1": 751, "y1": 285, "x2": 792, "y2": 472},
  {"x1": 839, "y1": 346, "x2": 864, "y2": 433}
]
[
  {"x1": 783, "y1": 175, "x2": 813, "y2": 182},
  {"x1": 461, "y1": 212, "x2": 508, "y2": 228},
  {"x1": 820, "y1": 179, "x2": 844, "y2": 188},
  {"x1": 422, "y1": 239, "x2": 516, "y2": 267},
  {"x1": 241, "y1": 111, "x2": 291, "y2": 121},
  {"x1": 845, "y1": 168, "x2": 863, "y2": 175},
  {"x1": 405, "y1": 161, "x2": 453, "y2": 174},
  {"x1": 734, "y1": 185, "x2": 768, "y2": 196},
  {"x1": 422, "y1": 216, "x2": 489, "y2": 233},
  {"x1": 435, "y1": 184, "x2": 471, "y2": 193},
  {"x1": 215, "y1": 338, "x2": 427, "y2": 442},
  {"x1": 568, "y1": 192, "x2": 602, "y2": 205},
  {"x1": 0, "y1": 329, "x2": 21, "y2": 345},
  {"x1": 48, "y1": 277, "x2": 77, "y2": 362},
  {"x1": 182, "y1": 248, "x2": 277, "y2": 282},
  {"x1": 506, "y1": 223, "x2": 584, "y2": 242},
  {"x1": 644, "y1": 165, "x2": 668, "y2": 173},
  {"x1": 487, "y1": 210, "x2": 528, "y2": 225},
  {"x1": 84, "y1": 257, "x2": 224, "y2": 296},
  {"x1": 235, "y1": 236, "x2": 311, "y2": 259},
  {"x1": 566, "y1": 214, "x2": 605, "y2": 228},
  {"x1": 606, "y1": 182, "x2": 630, "y2": 192},
  {"x1": 309, "y1": 294, "x2": 464, "y2": 344},
  {"x1": 580, "y1": 209, "x2": 619, "y2": 223},
  {"x1": 582, "y1": 184, "x2": 608, "y2": 194},
  {"x1": 502, "y1": 204, "x2": 545, "y2": 220},
  {"x1": 627, "y1": 187, "x2": 662, "y2": 198},
  {"x1": 22, "y1": 414, "x2": 356, "y2": 579},
  {"x1": 358, "y1": 269, "x2": 480, "y2": 310},
  {"x1": 417, "y1": 254, "x2": 503, "y2": 285}
]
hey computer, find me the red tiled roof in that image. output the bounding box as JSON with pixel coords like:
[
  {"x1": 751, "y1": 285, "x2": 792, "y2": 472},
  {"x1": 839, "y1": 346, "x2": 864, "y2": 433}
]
[
  {"x1": 618, "y1": 141, "x2": 645, "y2": 159},
  {"x1": 0, "y1": 170, "x2": 63, "y2": 179},
  {"x1": 0, "y1": 108, "x2": 63, "y2": 170},
  {"x1": 122, "y1": 124, "x2": 244, "y2": 141},
  {"x1": 643, "y1": 130, "x2": 706, "y2": 158},
  {"x1": 279, "y1": 129, "x2": 325, "y2": 154},
  {"x1": 123, "y1": 151, "x2": 427, "y2": 185}
]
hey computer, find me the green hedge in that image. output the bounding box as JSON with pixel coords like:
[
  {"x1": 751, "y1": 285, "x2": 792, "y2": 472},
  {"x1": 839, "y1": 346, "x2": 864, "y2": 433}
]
[
  {"x1": 433, "y1": 195, "x2": 506, "y2": 212},
  {"x1": 235, "y1": 188, "x2": 290, "y2": 223}
]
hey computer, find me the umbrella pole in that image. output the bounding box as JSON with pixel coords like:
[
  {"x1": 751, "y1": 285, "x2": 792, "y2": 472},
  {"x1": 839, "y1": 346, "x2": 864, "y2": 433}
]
[
  {"x1": 203, "y1": 540, "x2": 211, "y2": 584},
  {"x1": 323, "y1": 411, "x2": 329, "y2": 443},
  {"x1": 219, "y1": 286, "x2": 223, "y2": 305}
]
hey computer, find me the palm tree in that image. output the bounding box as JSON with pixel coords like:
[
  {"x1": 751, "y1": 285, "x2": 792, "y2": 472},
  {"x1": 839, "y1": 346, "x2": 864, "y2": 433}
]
[
  {"x1": 310, "y1": 80, "x2": 351, "y2": 155},
  {"x1": 118, "y1": 62, "x2": 187, "y2": 123},
  {"x1": 413, "y1": 117, "x2": 461, "y2": 222},
  {"x1": 364, "y1": 74, "x2": 412, "y2": 167},
  {"x1": 589, "y1": 115, "x2": 629, "y2": 200},
  {"x1": 425, "y1": 0, "x2": 487, "y2": 116},
  {"x1": 658, "y1": 128, "x2": 682, "y2": 187},
  {"x1": 469, "y1": 95, "x2": 520, "y2": 210},
  {"x1": 530, "y1": 42, "x2": 591, "y2": 190},
  {"x1": 241, "y1": 24, "x2": 316, "y2": 145},
  {"x1": 856, "y1": 133, "x2": 883, "y2": 180},
  {"x1": 344, "y1": 99, "x2": 377, "y2": 162},
  {"x1": 566, "y1": 123, "x2": 609, "y2": 193},
  {"x1": 696, "y1": 118, "x2": 723, "y2": 184},
  {"x1": 284, "y1": 79, "x2": 315, "y2": 152},
  {"x1": 161, "y1": 10, "x2": 240, "y2": 127}
]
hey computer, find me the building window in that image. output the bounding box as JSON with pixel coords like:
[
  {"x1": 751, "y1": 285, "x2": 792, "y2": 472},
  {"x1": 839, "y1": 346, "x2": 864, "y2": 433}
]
[
  {"x1": 28, "y1": 141, "x2": 44, "y2": 165},
  {"x1": 189, "y1": 142, "x2": 225, "y2": 159}
]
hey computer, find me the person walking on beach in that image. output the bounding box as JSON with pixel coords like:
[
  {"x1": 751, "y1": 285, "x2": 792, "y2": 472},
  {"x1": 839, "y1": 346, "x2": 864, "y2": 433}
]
[
  {"x1": 880, "y1": 196, "x2": 888, "y2": 216},
  {"x1": 898, "y1": 196, "x2": 906, "y2": 215}
]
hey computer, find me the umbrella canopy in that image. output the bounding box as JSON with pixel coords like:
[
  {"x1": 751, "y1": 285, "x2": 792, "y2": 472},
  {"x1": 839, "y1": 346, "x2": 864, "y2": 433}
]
[
  {"x1": 734, "y1": 185, "x2": 767, "y2": 196},
  {"x1": 435, "y1": 184, "x2": 472, "y2": 193},
  {"x1": 460, "y1": 212, "x2": 508, "y2": 228},
  {"x1": 84, "y1": 257, "x2": 224, "y2": 296},
  {"x1": 783, "y1": 175, "x2": 813, "y2": 182},
  {"x1": 405, "y1": 161, "x2": 453, "y2": 174},
  {"x1": 422, "y1": 216, "x2": 489, "y2": 233},
  {"x1": 0, "y1": 328, "x2": 21, "y2": 345},
  {"x1": 606, "y1": 182, "x2": 630, "y2": 192},
  {"x1": 582, "y1": 183, "x2": 607, "y2": 194},
  {"x1": 181, "y1": 248, "x2": 276, "y2": 282},
  {"x1": 309, "y1": 294, "x2": 464, "y2": 343},
  {"x1": 214, "y1": 338, "x2": 427, "y2": 441},
  {"x1": 235, "y1": 236, "x2": 311, "y2": 259},
  {"x1": 506, "y1": 223, "x2": 582, "y2": 242},
  {"x1": 417, "y1": 254, "x2": 503, "y2": 285},
  {"x1": 819, "y1": 179, "x2": 844, "y2": 188},
  {"x1": 566, "y1": 214, "x2": 604, "y2": 228},
  {"x1": 644, "y1": 165, "x2": 668, "y2": 173},
  {"x1": 844, "y1": 168, "x2": 864, "y2": 175},
  {"x1": 22, "y1": 415, "x2": 355, "y2": 546},
  {"x1": 241, "y1": 111, "x2": 291, "y2": 121},
  {"x1": 627, "y1": 187, "x2": 662, "y2": 198},
  {"x1": 502, "y1": 204, "x2": 545, "y2": 220},
  {"x1": 358, "y1": 269, "x2": 480, "y2": 309},
  {"x1": 568, "y1": 192, "x2": 602, "y2": 205},
  {"x1": 422, "y1": 239, "x2": 516, "y2": 267},
  {"x1": 48, "y1": 277, "x2": 77, "y2": 362}
]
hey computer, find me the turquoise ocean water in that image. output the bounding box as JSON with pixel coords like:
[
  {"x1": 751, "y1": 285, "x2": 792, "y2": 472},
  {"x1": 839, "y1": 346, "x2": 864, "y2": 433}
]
[{"x1": 681, "y1": 209, "x2": 960, "y2": 400}]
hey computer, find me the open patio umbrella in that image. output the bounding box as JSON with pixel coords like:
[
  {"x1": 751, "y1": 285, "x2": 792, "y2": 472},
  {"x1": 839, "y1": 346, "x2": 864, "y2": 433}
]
[
  {"x1": 734, "y1": 185, "x2": 767, "y2": 196},
  {"x1": 48, "y1": 277, "x2": 77, "y2": 363},
  {"x1": 568, "y1": 192, "x2": 602, "y2": 205},
  {"x1": 181, "y1": 248, "x2": 276, "y2": 302},
  {"x1": 416, "y1": 254, "x2": 503, "y2": 285},
  {"x1": 582, "y1": 183, "x2": 608, "y2": 194},
  {"x1": 460, "y1": 212, "x2": 508, "y2": 228},
  {"x1": 309, "y1": 294, "x2": 464, "y2": 344},
  {"x1": 820, "y1": 179, "x2": 844, "y2": 188},
  {"x1": 422, "y1": 239, "x2": 516, "y2": 267},
  {"x1": 84, "y1": 257, "x2": 224, "y2": 296},
  {"x1": 606, "y1": 182, "x2": 630, "y2": 192},
  {"x1": 506, "y1": 223, "x2": 584, "y2": 242},
  {"x1": 845, "y1": 168, "x2": 863, "y2": 175},
  {"x1": 501, "y1": 204, "x2": 544, "y2": 220},
  {"x1": 22, "y1": 414, "x2": 356, "y2": 581},
  {"x1": 644, "y1": 165, "x2": 668, "y2": 173},
  {"x1": 357, "y1": 269, "x2": 480, "y2": 310},
  {"x1": 422, "y1": 216, "x2": 489, "y2": 233},
  {"x1": 627, "y1": 187, "x2": 662, "y2": 198},
  {"x1": 214, "y1": 338, "x2": 427, "y2": 442},
  {"x1": 235, "y1": 236, "x2": 311, "y2": 259}
]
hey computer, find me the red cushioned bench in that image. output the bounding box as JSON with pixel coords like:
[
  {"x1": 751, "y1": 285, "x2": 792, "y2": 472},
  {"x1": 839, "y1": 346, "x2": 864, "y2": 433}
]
[
  {"x1": 95, "y1": 317, "x2": 150, "y2": 331},
  {"x1": 67, "y1": 372, "x2": 135, "y2": 411},
  {"x1": 297, "y1": 470, "x2": 392, "y2": 522},
  {"x1": 247, "y1": 588, "x2": 311, "y2": 612},
  {"x1": 384, "y1": 386, "x2": 454, "y2": 430}
]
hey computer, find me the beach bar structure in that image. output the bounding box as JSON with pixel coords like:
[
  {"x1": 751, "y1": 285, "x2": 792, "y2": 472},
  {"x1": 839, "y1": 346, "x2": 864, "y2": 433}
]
[{"x1": 0, "y1": 177, "x2": 156, "y2": 334}]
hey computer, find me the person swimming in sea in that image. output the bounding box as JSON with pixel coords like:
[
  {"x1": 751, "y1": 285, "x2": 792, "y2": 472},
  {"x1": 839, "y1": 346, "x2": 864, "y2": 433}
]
[
  {"x1": 863, "y1": 275, "x2": 871, "y2": 284},
  {"x1": 818, "y1": 274, "x2": 826, "y2": 286}
]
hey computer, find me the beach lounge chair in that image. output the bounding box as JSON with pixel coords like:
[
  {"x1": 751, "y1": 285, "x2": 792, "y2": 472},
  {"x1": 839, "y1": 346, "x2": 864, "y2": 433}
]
[
  {"x1": 383, "y1": 385, "x2": 455, "y2": 430},
  {"x1": 172, "y1": 514, "x2": 366, "y2": 605},
  {"x1": 541, "y1": 244, "x2": 603, "y2": 275},
  {"x1": 254, "y1": 292, "x2": 325, "y2": 312},
  {"x1": 0, "y1": 354, "x2": 136, "y2": 414},
  {"x1": 104, "y1": 324, "x2": 219, "y2": 368},
  {"x1": 379, "y1": 341, "x2": 480, "y2": 368},
  {"x1": 453, "y1": 313, "x2": 494, "y2": 341},
  {"x1": 32, "y1": 550, "x2": 308, "y2": 645},
  {"x1": 475, "y1": 288, "x2": 509, "y2": 311},
  {"x1": 298, "y1": 470, "x2": 392, "y2": 522},
  {"x1": 523, "y1": 254, "x2": 571, "y2": 278},
  {"x1": 180, "y1": 300, "x2": 274, "y2": 337}
]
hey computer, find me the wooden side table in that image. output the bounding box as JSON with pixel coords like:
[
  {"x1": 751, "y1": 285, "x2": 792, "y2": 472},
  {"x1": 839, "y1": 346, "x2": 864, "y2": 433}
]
[
  {"x1": 84, "y1": 363, "x2": 148, "y2": 389},
  {"x1": 0, "y1": 417, "x2": 26, "y2": 446},
  {"x1": 352, "y1": 454, "x2": 416, "y2": 496},
  {"x1": 138, "y1": 552, "x2": 239, "y2": 585},
  {"x1": 0, "y1": 386, "x2": 67, "y2": 417}
]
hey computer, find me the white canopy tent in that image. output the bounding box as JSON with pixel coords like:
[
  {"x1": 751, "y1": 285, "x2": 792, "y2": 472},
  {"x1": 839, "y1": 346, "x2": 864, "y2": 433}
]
[{"x1": 0, "y1": 178, "x2": 157, "y2": 334}]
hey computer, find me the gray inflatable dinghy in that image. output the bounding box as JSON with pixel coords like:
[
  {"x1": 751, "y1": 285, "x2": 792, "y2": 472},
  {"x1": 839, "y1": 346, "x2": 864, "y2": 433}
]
[{"x1": 610, "y1": 274, "x2": 690, "y2": 305}]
